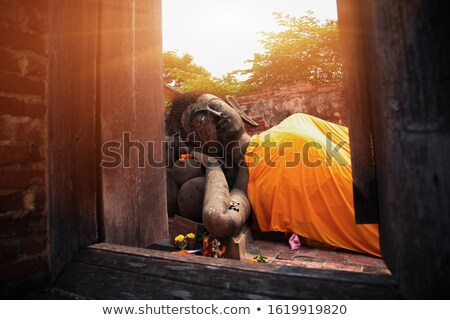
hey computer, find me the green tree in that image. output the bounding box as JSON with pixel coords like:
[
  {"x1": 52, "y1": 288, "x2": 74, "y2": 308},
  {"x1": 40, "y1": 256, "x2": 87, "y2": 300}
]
[
  {"x1": 240, "y1": 12, "x2": 342, "y2": 90},
  {"x1": 163, "y1": 51, "x2": 243, "y2": 97}
]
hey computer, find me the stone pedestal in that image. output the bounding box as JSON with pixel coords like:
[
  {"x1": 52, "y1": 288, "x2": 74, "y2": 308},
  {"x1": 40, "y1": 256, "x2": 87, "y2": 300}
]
[{"x1": 225, "y1": 225, "x2": 257, "y2": 260}]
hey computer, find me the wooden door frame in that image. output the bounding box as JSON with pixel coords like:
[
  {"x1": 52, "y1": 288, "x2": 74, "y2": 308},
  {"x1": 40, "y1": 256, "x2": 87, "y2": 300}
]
[
  {"x1": 337, "y1": 0, "x2": 450, "y2": 298},
  {"x1": 47, "y1": 0, "x2": 399, "y2": 298},
  {"x1": 48, "y1": 0, "x2": 450, "y2": 298},
  {"x1": 48, "y1": 0, "x2": 99, "y2": 280},
  {"x1": 48, "y1": 0, "x2": 394, "y2": 289}
]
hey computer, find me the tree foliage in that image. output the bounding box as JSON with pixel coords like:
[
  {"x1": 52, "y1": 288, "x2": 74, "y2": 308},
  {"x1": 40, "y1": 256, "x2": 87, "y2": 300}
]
[
  {"x1": 240, "y1": 12, "x2": 342, "y2": 90},
  {"x1": 163, "y1": 51, "x2": 244, "y2": 97},
  {"x1": 163, "y1": 12, "x2": 342, "y2": 97}
]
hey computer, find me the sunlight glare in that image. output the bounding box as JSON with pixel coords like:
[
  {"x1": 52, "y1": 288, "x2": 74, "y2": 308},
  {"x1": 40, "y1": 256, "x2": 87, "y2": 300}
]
[{"x1": 162, "y1": 0, "x2": 338, "y2": 78}]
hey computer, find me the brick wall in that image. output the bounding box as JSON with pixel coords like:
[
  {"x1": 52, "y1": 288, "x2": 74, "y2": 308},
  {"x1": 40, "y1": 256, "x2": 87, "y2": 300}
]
[
  {"x1": 235, "y1": 82, "x2": 346, "y2": 129},
  {"x1": 0, "y1": 0, "x2": 49, "y2": 297}
]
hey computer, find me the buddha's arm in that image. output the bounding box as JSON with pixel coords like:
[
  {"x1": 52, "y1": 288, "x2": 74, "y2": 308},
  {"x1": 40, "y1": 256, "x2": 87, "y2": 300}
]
[{"x1": 192, "y1": 151, "x2": 251, "y2": 238}]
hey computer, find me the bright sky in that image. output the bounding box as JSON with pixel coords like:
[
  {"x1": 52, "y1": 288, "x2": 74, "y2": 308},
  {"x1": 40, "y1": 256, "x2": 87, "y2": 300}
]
[{"x1": 162, "y1": 0, "x2": 338, "y2": 78}]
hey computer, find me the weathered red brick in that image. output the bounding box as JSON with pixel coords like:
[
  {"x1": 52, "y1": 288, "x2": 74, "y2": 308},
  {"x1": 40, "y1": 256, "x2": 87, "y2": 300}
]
[
  {"x1": 0, "y1": 171, "x2": 44, "y2": 190},
  {"x1": 22, "y1": 235, "x2": 47, "y2": 255},
  {"x1": 0, "y1": 256, "x2": 48, "y2": 282},
  {"x1": 0, "y1": 47, "x2": 20, "y2": 74},
  {"x1": 0, "y1": 145, "x2": 29, "y2": 166},
  {"x1": 15, "y1": 122, "x2": 44, "y2": 142},
  {"x1": 23, "y1": 55, "x2": 46, "y2": 78},
  {"x1": 0, "y1": 96, "x2": 46, "y2": 119},
  {"x1": 0, "y1": 211, "x2": 46, "y2": 238},
  {"x1": 0, "y1": 49, "x2": 46, "y2": 78},
  {"x1": 296, "y1": 247, "x2": 318, "y2": 257},
  {"x1": 23, "y1": 187, "x2": 46, "y2": 211},
  {"x1": 277, "y1": 252, "x2": 296, "y2": 260},
  {"x1": 339, "y1": 264, "x2": 364, "y2": 273},
  {"x1": 0, "y1": 1, "x2": 23, "y2": 27},
  {"x1": 33, "y1": 191, "x2": 46, "y2": 211},
  {"x1": 323, "y1": 261, "x2": 364, "y2": 272},
  {"x1": 347, "y1": 255, "x2": 381, "y2": 267},
  {"x1": 322, "y1": 261, "x2": 345, "y2": 269},
  {"x1": 0, "y1": 242, "x2": 20, "y2": 263},
  {"x1": 315, "y1": 250, "x2": 338, "y2": 259},
  {"x1": 293, "y1": 256, "x2": 326, "y2": 263},
  {"x1": 0, "y1": 0, "x2": 48, "y2": 28},
  {"x1": 27, "y1": 9, "x2": 48, "y2": 33},
  {"x1": 0, "y1": 192, "x2": 24, "y2": 212},
  {"x1": 0, "y1": 119, "x2": 15, "y2": 141},
  {"x1": 0, "y1": 117, "x2": 44, "y2": 142},
  {"x1": 276, "y1": 259, "x2": 325, "y2": 269},
  {"x1": 315, "y1": 250, "x2": 350, "y2": 262},
  {"x1": 235, "y1": 83, "x2": 345, "y2": 127},
  {"x1": 0, "y1": 25, "x2": 47, "y2": 54},
  {"x1": 29, "y1": 143, "x2": 44, "y2": 163},
  {"x1": 22, "y1": 0, "x2": 49, "y2": 13},
  {"x1": 251, "y1": 239, "x2": 288, "y2": 252},
  {"x1": 0, "y1": 72, "x2": 45, "y2": 96},
  {"x1": 262, "y1": 250, "x2": 282, "y2": 258},
  {"x1": 363, "y1": 266, "x2": 392, "y2": 275}
]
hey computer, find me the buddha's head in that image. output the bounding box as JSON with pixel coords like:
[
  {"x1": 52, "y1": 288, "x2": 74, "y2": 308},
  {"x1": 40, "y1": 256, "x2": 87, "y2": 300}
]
[{"x1": 170, "y1": 92, "x2": 257, "y2": 156}]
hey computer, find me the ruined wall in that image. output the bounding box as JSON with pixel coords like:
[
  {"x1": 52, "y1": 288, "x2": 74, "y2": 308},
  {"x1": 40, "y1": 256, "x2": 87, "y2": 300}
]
[
  {"x1": 0, "y1": 0, "x2": 49, "y2": 297},
  {"x1": 235, "y1": 83, "x2": 346, "y2": 129}
]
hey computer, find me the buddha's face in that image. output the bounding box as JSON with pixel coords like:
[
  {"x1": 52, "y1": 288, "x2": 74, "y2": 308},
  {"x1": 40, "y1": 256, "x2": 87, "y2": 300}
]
[{"x1": 183, "y1": 94, "x2": 245, "y2": 156}]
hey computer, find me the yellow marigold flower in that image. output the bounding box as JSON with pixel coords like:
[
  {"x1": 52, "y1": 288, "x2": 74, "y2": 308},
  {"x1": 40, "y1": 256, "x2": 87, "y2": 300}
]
[
  {"x1": 175, "y1": 234, "x2": 185, "y2": 242},
  {"x1": 179, "y1": 154, "x2": 193, "y2": 162},
  {"x1": 186, "y1": 233, "x2": 195, "y2": 239},
  {"x1": 248, "y1": 258, "x2": 258, "y2": 263}
]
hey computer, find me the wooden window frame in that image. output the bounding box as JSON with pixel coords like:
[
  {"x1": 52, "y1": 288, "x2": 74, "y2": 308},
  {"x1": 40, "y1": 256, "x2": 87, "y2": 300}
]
[{"x1": 51, "y1": 0, "x2": 450, "y2": 298}]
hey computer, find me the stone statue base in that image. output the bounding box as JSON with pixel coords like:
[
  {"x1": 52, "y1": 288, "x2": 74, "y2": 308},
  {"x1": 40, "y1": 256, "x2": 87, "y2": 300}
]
[{"x1": 225, "y1": 225, "x2": 258, "y2": 261}]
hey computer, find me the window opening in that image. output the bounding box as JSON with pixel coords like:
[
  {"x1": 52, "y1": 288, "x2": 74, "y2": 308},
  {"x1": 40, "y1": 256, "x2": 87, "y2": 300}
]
[{"x1": 154, "y1": 0, "x2": 388, "y2": 275}]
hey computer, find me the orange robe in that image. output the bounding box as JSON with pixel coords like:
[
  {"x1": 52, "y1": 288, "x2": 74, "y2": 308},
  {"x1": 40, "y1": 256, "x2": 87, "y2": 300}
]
[{"x1": 245, "y1": 113, "x2": 380, "y2": 257}]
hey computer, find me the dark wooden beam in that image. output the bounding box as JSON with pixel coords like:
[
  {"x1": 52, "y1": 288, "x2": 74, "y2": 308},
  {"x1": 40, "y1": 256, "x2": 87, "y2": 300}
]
[
  {"x1": 361, "y1": 0, "x2": 450, "y2": 298},
  {"x1": 98, "y1": 0, "x2": 168, "y2": 246},
  {"x1": 48, "y1": 0, "x2": 99, "y2": 281},
  {"x1": 336, "y1": 0, "x2": 379, "y2": 224},
  {"x1": 52, "y1": 243, "x2": 400, "y2": 299}
]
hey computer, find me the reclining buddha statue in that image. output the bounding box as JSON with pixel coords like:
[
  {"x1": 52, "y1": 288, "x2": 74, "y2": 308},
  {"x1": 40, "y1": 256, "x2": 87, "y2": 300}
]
[{"x1": 168, "y1": 91, "x2": 380, "y2": 257}]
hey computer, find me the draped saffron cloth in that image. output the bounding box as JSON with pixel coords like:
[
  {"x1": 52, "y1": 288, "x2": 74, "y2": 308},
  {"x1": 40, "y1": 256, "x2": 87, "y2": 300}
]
[{"x1": 245, "y1": 113, "x2": 380, "y2": 257}]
